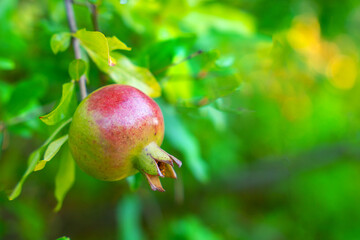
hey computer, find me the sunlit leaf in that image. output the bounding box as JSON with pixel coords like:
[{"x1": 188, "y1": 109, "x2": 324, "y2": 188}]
[
  {"x1": 117, "y1": 195, "x2": 143, "y2": 240},
  {"x1": 50, "y1": 32, "x2": 71, "y2": 54},
  {"x1": 109, "y1": 53, "x2": 161, "y2": 98},
  {"x1": 40, "y1": 81, "x2": 76, "y2": 126},
  {"x1": 163, "y1": 74, "x2": 241, "y2": 107},
  {"x1": 107, "y1": 36, "x2": 131, "y2": 51},
  {"x1": 68, "y1": 59, "x2": 87, "y2": 81},
  {"x1": 183, "y1": 3, "x2": 255, "y2": 35},
  {"x1": 34, "y1": 135, "x2": 68, "y2": 171},
  {"x1": 8, "y1": 118, "x2": 72, "y2": 200},
  {"x1": 163, "y1": 50, "x2": 241, "y2": 107},
  {"x1": 74, "y1": 29, "x2": 160, "y2": 97},
  {"x1": 73, "y1": 29, "x2": 111, "y2": 67},
  {"x1": 54, "y1": 143, "x2": 75, "y2": 212}
]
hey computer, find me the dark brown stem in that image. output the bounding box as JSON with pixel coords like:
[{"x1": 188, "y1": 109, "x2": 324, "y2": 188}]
[{"x1": 64, "y1": 0, "x2": 87, "y2": 100}]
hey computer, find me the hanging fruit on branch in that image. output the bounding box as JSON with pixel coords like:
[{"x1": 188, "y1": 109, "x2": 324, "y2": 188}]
[{"x1": 68, "y1": 84, "x2": 182, "y2": 191}]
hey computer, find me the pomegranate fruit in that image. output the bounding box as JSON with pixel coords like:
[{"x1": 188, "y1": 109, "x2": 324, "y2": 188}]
[{"x1": 68, "y1": 84, "x2": 181, "y2": 191}]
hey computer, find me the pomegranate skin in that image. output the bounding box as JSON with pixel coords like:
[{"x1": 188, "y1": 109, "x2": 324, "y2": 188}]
[{"x1": 68, "y1": 84, "x2": 165, "y2": 181}]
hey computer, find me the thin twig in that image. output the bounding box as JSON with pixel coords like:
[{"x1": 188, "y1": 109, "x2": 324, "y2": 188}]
[
  {"x1": 64, "y1": 0, "x2": 87, "y2": 100},
  {"x1": 88, "y1": 3, "x2": 107, "y2": 85},
  {"x1": 90, "y1": 3, "x2": 100, "y2": 31}
]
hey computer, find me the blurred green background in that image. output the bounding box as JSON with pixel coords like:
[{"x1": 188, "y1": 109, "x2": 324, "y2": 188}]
[{"x1": 1, "y1": 0, "x2": 360, "y2": 239}]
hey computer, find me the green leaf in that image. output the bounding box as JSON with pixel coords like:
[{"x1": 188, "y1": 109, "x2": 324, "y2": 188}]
[
  {"x1": 212, "y1": 93, "x2": 252, "y2": 115},
  {"x1": 169, "y1": 216, "x2": 222, "y2": 240},
  {"x1": 146, "y1": 35, "x2": 196, "y2": 75},
  {"x1": 8, "y1": 118, "x2": 72, "y2": 200},
  {"x1": 108, "y1": 53, "x2": 161, "y2": 98},
  {"x1": 160, "y1": 101, "x2": 209, "y2": 182},
  {"x1": 56, "y1": 237, "x2": 70, "y2": 240},
  {"x1": 0, "y1": 124, "x2": 4, "y2": 159},
  {"x1": 51, "y1": 32, "x2": 71, "y2": 54},
  {"x1": 73, "y1": 29, "x2": 111, "y2": 67},
  {"x1": 0, "y1": 81, "x2": 12, "y2": 104},
  {"x1": 41, "y1": 118, "x2": 72, "y2": 147},
  {"x1": 163, "y1": 51, "x2": 241, "y2": 107},
  {"x1": 126, "y1": 173, "x2": 142, "y2": 191},
  {"x1": 34, "y1": 135, "x2": 68, "y2": 171},
  {"x1": 8, "y1": 149, "x2": 42, "y2": 200},
  {"x1": 6, "y1": 77, "x2": 47, "y2": 117},
  {"x1": 6, "y1": 201, "x2": 46, "y2": 239},
  {"x1": 40, "y1": 81, "x2": 76, "y2": 126},
  {"x1": 68, "y1": 59, "x2": 87, "y2": 81},
  {"x1": 107, "y1": 36, "x2": 131, "y2": 52},
  {"x1": 117, "y1": 195, "x2": 144, "y2": 240},
  {"x1": 182, "y1": 3, "x2": 255, "y2": 35},
  {"x1": 0, "y1": 57, "x2": 15, "y2": 70},
  {"x1": 54, "y1": 143, "x2": 75, "y2": 212},
  {"x1": 74, "y1": 29, "x2": 160, "y2": 97}
]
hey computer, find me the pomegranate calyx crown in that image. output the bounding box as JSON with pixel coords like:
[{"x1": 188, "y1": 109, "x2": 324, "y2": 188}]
[{"x1": 136, "y1": 141, "x2": 182, "y2": 192}]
